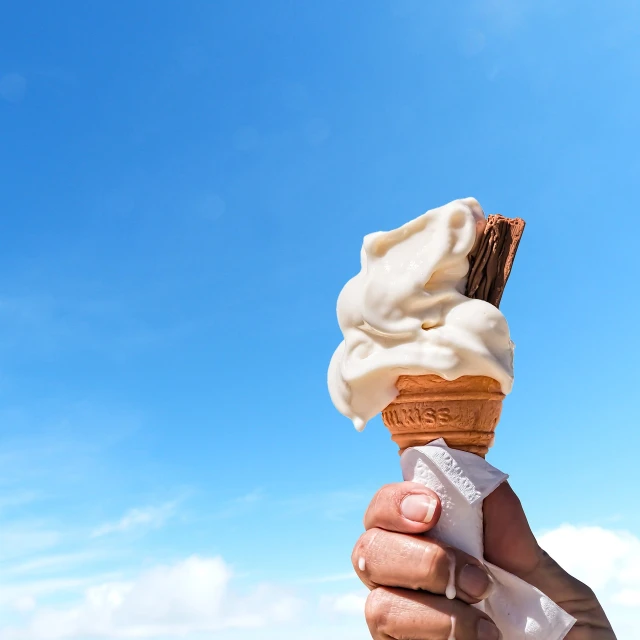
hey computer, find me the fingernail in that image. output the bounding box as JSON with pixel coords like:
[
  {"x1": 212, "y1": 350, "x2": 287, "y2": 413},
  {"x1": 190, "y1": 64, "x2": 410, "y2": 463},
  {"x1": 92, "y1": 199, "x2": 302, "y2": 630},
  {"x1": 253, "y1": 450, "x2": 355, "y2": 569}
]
[
  {"x1": 459, "y1": 564, "x2": 493, "y2": 599},
  {"x1": 477, "y1": 618, "x2": 500, "y2": 640},
  {"x1": 400, "y1": 494, "x2": 437, "y2": 523}
]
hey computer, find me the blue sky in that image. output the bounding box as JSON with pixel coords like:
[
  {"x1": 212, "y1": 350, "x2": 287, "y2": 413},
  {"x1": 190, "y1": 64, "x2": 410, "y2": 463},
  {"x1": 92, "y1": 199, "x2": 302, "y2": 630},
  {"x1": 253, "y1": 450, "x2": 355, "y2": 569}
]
[{"x1": 1, "y1": 1, "x2": 639, "y2": 638}]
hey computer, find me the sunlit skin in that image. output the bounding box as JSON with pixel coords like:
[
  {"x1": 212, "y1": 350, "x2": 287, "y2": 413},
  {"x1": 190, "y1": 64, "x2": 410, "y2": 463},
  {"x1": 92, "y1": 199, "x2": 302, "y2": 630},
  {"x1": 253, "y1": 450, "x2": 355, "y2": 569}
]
[{"x1": 353, "y1": 481, "x2": 616, "y2": 640}]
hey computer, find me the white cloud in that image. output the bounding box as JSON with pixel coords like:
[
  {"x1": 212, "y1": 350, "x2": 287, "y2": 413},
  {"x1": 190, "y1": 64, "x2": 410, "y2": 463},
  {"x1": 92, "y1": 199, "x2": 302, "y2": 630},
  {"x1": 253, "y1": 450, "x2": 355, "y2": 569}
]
[
  {"x1": 538, "y1": 524, "x2": 640, "y2": 639},
  {"x1": 0, "y1": 525, "x2": 61, "y2": 561},
  {"x1": 0, "y1": 556, "x2": 303, "y2": 639},
  {"x1": 0, "y1": 577, "x2": 102, "y2": 610},
  {"x1": 538, "y1": 524, "x2": 640, "y2": 598},
  {"x1": 91, "y1": 502, "x2": 177, "y2": 538},
  {"x1": 11, "y1": 596, "x2": 36, "y2": 613},
  {"x1": 222, "y1": 622, "x2": 372, "y2": 640},
  {"x1": 320, "y1": 591, "x2": 367, "y2": 616},
  {"x1": 612, "y1": 589, "x2": 640, "y2": 607},
  {"x1": 6, "y1": 552, "x2": 99, "y2": 577},
  {"x1": 3, "y1": 522, "x2": 638, "y2": 639}
]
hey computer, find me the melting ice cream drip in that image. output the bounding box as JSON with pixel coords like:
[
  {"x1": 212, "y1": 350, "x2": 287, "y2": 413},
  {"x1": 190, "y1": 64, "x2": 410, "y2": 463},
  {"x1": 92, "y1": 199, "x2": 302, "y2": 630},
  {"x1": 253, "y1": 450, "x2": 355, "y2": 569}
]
[{"x1": 445, "y1": 550, "x2": 457, "y2": 600}]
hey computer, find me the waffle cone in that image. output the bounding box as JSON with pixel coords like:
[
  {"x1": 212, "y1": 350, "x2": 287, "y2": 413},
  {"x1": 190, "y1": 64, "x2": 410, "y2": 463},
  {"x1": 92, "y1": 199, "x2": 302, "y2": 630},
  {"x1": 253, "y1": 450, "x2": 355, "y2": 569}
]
[{"x1": 381, "y1": 375, "x2": 505, "y2": 457}]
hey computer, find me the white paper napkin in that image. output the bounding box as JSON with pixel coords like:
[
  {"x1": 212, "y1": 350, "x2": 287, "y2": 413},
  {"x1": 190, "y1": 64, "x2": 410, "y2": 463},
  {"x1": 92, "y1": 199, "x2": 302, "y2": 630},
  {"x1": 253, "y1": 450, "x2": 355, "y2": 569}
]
[{"x1": 401, "y1": 439, "x2": 576, "y2": 639}]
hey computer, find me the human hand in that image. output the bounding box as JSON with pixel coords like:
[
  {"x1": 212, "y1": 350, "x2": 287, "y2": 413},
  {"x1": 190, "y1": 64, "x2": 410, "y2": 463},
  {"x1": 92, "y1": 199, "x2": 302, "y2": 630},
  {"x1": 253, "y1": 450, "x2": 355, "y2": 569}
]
[{"x1": 353, "y1": 481, "x2": 616, "y2": 639}]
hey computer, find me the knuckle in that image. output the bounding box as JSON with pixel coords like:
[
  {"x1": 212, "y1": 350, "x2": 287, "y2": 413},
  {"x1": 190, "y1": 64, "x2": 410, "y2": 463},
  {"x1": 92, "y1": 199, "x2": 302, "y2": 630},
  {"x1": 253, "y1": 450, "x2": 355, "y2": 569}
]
[
  {"x1": 385, "y1": 482, "x2": 409, "y2": 506},
  {"x1": 366, "y1": 484, "x2": 394, "y2": 518},
  {"x1": 417, "y1": 542, "x2": 449, "y2": 588},
  {"x1": 352, "y1": 528, "x2": 381, "y2": 572},
  {"x1": 379, "y1": 482, "x2": 399, "y2": 496},
  {"x1": 365, "y1": 588, "x2": 392, "y2": 632},
  {"x1": 576, "y1": 580, "x2": 597, "y2": 602}
]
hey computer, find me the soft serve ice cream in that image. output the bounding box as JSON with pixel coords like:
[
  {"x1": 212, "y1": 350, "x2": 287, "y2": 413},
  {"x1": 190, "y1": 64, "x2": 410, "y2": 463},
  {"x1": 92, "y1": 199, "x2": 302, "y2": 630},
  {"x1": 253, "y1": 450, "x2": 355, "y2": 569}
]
[{"x1": 328, "y1": 198, "x2": 514, "y2": 431}]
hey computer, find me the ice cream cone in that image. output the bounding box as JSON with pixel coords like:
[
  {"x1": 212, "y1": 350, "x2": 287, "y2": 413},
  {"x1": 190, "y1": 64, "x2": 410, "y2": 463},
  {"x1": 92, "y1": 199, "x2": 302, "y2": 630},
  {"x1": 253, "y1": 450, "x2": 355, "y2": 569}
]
[{"x1": 381, "y1": 374, "x2": 505, "y2": 457}]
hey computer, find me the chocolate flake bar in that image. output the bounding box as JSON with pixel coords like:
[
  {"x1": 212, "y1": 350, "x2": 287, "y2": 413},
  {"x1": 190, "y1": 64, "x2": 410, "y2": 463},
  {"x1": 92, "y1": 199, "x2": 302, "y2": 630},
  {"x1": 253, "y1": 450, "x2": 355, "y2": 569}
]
[{"x1": 466, "y1": 215, "x2": 526, "y2": 308}]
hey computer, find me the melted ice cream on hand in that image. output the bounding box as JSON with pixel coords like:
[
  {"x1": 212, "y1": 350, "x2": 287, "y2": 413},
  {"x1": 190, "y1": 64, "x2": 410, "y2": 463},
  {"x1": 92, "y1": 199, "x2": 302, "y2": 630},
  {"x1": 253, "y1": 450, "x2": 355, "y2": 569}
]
[{"x1": 328, "y1": 198, "x2": 514, "y2": 431}]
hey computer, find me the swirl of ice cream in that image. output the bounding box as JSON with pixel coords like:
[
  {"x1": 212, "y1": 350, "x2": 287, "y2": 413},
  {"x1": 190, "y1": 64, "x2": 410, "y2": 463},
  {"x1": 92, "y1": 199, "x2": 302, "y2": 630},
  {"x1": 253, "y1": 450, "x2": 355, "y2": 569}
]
[{"x1": 328, "y1": 198, "x2": 514, "y2": 431}]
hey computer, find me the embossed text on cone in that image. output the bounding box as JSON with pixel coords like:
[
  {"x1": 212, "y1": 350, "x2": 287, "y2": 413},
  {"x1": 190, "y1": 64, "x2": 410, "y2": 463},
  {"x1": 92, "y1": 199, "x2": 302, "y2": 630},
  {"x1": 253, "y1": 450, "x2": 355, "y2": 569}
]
[{"x1": 381, "y1": 374, "x2": 504, "y2": 456}]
